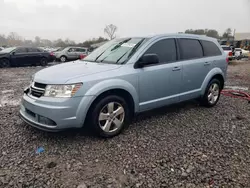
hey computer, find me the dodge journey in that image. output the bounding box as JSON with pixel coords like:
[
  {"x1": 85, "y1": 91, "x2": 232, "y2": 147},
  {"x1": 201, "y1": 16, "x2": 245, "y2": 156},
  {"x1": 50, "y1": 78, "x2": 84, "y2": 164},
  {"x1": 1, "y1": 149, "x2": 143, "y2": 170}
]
[{"x1": 20, "y1": 34, "x2": 227, "y2": 137}]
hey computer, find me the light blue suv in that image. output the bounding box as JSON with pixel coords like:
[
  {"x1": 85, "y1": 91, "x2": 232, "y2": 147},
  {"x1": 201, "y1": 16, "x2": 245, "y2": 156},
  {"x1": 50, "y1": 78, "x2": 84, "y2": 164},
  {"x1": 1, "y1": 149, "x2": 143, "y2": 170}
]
[{"x1": 20, "y1": 34, "x2": 227, "y2": 137}]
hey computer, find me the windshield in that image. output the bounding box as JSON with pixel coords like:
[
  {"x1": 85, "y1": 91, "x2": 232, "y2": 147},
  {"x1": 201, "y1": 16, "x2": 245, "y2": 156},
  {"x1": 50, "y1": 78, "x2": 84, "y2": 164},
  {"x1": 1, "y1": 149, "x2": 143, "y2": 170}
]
[
  {"x1": 1, "y1": 47, "x2": 16, "y2": 53},
  {"x1": 83, "y1": 38, "x2": 146, "y2": 64}
]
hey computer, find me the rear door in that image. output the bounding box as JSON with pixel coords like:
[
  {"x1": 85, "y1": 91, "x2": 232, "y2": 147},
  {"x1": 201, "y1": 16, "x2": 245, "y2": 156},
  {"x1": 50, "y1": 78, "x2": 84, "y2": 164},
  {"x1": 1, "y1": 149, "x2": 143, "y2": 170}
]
[
  {"x1": 177, "y1": 38, "x2": 210, "y2": 101},
  {"x1": 76, "y1": 48, "x2": 87, "y2": 59},
  {"x1": 27, "y1": 48, "x2": 41, "y2": 65},
  {"x1": 11, "y1": 47, "x2": 29, "y2": 66}
]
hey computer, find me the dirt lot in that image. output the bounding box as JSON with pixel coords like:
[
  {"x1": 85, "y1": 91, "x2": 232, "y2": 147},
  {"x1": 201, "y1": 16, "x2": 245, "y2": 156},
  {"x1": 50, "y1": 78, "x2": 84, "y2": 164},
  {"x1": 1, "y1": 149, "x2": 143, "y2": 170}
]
[{"x1": 0, "y1": 61, "x2": 250, "y2": 188}]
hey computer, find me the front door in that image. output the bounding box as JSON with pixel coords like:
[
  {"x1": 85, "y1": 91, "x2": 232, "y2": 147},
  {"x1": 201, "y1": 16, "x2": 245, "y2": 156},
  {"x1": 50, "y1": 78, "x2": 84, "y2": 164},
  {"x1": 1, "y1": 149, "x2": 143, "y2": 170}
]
[
  {"x1": 11, "y1": 47, "x2": 29, "y2": 66},
  {"x1": 137, "y1": 38, "x2": 182, "y2": 112},
  {"x1": 67, "y1": 48, "x2": 78, "y2": 60}
]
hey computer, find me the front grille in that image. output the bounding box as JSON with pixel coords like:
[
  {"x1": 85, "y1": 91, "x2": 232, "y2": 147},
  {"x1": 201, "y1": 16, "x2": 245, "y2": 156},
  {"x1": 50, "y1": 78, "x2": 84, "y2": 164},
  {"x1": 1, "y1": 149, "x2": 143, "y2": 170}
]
[
  {"x1": 30, "y1": 82, "x2": 46, "y2": 98},
  {"x1": 34, "y1": 82, "x2": 46, "y2": 89}
]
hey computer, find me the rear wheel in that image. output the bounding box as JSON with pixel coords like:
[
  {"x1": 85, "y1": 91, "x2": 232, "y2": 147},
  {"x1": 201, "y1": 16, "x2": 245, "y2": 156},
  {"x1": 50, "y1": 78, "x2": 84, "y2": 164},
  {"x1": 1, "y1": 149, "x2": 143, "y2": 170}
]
[
  {"x1": 0, "y1": 58, "x2": 10, "y2": 68},
  {"x1": 40, "y1": 58, "x2": 48, "y2": 66},
  {"x1": 88, "y1": 95, "x2": 131, "y2": 138},
  {"x1": 200, "y1": 79, "x2": 221, "y2": 107}
]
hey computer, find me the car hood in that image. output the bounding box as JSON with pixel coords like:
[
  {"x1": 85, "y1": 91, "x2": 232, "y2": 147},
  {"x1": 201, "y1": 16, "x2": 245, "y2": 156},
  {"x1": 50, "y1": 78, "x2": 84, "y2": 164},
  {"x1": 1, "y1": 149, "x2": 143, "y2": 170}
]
[
  {"x1": 0, "y1": 52, "x2": 7, "y2": 56},
  {"x1": 34, "y1": 60, "x2": 121, "y2": 84}
]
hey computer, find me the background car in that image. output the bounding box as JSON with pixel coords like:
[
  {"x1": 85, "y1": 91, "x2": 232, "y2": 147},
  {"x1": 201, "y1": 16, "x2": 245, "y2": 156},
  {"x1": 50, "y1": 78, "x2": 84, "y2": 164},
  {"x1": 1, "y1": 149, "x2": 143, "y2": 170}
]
[
  {"x1": 54, "y1": 47, "x2": 88, "y2": 62},
  {"x1": 0, "y1": 47, "x2": 4, "y2": 51},
  {"x1": 0, "y1": 47, "x2": 53, "y2": 68},
  {"x1": 234, "y1": 48, "x2": 243, "y2": 59},
  {"x1": 221, "y1": 45, "x2": 233, "y2": 60}
]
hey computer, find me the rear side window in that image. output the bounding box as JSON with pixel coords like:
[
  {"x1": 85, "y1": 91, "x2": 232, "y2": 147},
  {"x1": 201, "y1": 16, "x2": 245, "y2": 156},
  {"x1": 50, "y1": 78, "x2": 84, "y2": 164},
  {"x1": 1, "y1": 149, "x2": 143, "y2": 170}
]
[
  {"x1": 77, "y1": 48, "x2": 86, "y2": 52},
  {"x1": 144, "y1": 38, "x2": 177, "y2": 63},
  {"x1": 179, "y1": 39, "x2": 203, "y2": 60},
  {"x1": 201, "y1": 40, "x2": 222, "y2": 56}
]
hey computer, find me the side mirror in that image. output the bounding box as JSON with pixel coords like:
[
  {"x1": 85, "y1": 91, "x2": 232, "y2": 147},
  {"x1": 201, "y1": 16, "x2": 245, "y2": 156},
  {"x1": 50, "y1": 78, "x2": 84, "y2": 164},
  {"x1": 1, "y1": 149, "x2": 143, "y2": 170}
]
[{"x1": 136, "y1": 54, "x2": 159, "y2": 68}]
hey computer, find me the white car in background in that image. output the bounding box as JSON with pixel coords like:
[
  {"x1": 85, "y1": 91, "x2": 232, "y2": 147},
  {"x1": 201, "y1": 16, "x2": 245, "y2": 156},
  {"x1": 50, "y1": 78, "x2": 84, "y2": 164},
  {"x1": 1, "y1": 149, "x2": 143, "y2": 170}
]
[
  {"x1": 0, "y1": 47, "x2": 4, "y2": 51},
  {"x1": 241, "y1": 49, "x2": 250, "y2": 57},
  {"x1": 235, "y1": 48, "x2": 242, "y2": 57},
  {"x1": 221, "y1": 45, "x2": 233, "y2": 60}
]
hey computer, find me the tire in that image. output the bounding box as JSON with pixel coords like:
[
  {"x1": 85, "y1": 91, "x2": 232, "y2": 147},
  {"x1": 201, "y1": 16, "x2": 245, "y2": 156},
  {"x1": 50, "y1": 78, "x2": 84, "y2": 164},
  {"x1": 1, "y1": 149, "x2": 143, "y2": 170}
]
[
  {"x1": 60, "y1": 56, "x2": 67, "y2": 62},
  {"x1": 0, "y1": 58, "x2": 10, "y2": 68},
  {"x1": 200, "y1": 79, "x2": 221, "y2": 107},
  {"x1": 40, "y1": 58, "x2": 48, "y2": 66},
  {"x1": 88, "y1": 95, "x2": 131, "y2": 138}
]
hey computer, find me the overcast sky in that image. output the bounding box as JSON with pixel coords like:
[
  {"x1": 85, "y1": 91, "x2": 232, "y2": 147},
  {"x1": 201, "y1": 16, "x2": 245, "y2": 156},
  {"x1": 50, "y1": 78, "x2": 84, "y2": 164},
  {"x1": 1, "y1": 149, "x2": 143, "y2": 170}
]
[{"x1": 0, "y1": 0, "x2": 249, "y2": 42}]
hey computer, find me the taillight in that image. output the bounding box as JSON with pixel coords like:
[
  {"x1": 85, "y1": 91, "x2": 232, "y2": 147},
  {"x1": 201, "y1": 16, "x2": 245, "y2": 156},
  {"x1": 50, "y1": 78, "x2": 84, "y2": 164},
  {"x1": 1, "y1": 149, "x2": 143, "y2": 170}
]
[
  {"x1": 50, "y1": 52, "x2": 54, "y2": 56},
  {"x1": 226, "y1": 57, "x2": 229, "y2": 63},
  {"x1": 228, "y1": 52, "x2": 233, "y2": 56},
  {"x1": 79, "y1": 54, "x2": 86, "y2": 59}
]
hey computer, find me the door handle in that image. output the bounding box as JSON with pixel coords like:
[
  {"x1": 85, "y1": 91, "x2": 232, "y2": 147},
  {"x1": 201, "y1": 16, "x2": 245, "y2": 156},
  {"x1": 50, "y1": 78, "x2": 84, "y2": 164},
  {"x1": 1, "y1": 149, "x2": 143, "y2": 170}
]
[
  {"x1": 172, "y1": 67, "x2": 181, "y2": 71},
  {"x1": 204, "y1": 62, "x2": 211, "y2": 66}
]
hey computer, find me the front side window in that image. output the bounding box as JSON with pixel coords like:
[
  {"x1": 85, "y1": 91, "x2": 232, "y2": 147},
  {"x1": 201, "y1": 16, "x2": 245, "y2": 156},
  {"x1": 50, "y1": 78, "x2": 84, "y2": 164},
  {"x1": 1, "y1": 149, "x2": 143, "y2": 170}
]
[
  {"x1": 143, "y1": 38, "x2": 177, "y2": 63},
  {"x1": 68, "y1": 48, "x2": 76, "y2": 52},
  {"x1": 83, "y1": 38, "x2": 146, "y2": 64},
  {"x1": 15, "y1": 47, "x2": 27, "y2": 53},
  {"x1": 201, "y1": 40, "x2": 222, "y2": 56},
  {"x1": 179, "y1": 39, "x2": 203, "y2": 60}
]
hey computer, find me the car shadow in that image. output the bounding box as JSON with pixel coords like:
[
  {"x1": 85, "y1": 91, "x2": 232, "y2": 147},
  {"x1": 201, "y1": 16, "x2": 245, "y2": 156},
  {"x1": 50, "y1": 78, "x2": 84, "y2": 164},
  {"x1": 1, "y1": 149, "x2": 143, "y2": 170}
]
[{"x1": 27, "y1": 99, "x2": 200, "y2": 140}]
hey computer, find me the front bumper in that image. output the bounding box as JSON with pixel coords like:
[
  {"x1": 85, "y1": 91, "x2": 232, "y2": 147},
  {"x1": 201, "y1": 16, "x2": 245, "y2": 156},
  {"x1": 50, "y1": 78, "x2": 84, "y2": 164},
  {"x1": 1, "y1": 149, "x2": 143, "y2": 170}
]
[{"x1": 19, "y1": 94, "x2": 95, "y2": 132}]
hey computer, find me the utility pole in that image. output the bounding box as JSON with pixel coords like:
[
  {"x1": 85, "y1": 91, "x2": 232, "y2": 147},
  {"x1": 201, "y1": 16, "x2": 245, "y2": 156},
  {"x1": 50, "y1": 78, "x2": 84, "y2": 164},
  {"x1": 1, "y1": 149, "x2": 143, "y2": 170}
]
[{"x1": 233, "y1": 29, "x2": 236, "y2": 46}]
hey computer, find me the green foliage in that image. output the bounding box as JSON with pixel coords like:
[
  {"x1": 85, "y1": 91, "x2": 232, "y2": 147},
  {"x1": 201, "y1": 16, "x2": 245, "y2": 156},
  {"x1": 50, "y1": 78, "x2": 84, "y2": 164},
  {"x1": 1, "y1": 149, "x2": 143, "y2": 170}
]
[{"x1": 185, "y1": 29, "x2": 220, "y2": 39}]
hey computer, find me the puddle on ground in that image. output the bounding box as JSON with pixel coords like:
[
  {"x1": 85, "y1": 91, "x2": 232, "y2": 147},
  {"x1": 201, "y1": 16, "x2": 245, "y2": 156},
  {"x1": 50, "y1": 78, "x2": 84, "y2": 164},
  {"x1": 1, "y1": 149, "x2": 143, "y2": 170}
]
[
  {"x1": 0, "y1": 90, "x2": 21, "y2": 107},
  {"x1": 224, "y1": 86, "x2": 249, "y2": 91}
]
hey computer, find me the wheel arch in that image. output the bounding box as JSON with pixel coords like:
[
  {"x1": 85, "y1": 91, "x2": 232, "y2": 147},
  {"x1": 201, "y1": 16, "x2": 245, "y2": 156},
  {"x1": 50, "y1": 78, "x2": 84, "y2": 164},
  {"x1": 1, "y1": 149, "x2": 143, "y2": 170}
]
[
  {"x1": 201, "y1": 68, "x2": 225, "y2": 95},
  {"x1": 76, "y1": 79, "x2": 139, "y2": 126}
]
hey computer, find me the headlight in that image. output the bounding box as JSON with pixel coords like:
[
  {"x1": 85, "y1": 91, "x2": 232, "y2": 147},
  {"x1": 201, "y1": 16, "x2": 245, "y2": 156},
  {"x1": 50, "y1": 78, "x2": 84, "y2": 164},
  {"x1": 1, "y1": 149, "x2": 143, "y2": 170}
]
[{"x1": 44, "y1": 83, "x2": 82, "y2": 98}]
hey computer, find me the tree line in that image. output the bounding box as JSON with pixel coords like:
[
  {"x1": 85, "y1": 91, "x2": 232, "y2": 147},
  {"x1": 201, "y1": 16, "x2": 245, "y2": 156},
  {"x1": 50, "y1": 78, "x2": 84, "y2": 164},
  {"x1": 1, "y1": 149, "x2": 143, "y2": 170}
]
[
  {"x1": 0, "y1": 25, "x2": 234, "y2": 48},
  {"x1": 0, "y1": 32, "x2": 108, "y2": 48},
  {"x1": 0, "y1": 24, "x2": 117, "y2": 48},
  {"x1": 184, "y1": 28, "x2": 233, "y2": 39}
]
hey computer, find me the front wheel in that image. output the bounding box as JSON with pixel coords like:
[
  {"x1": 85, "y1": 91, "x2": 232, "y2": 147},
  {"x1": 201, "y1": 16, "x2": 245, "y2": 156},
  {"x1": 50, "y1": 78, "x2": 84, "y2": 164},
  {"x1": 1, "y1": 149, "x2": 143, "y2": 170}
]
[
  {"x1": 0, "y1": 58, "x2": 10, "y2": 68},
  {"x1": 88, "y1": 95, "x2": 131, "y2": 138},
  {"x1": 200, "y1": 79, "x2": 221, "y2": 107},
  {"x1": 60, "y1": 56, "x2": 67, "y2": 62}
]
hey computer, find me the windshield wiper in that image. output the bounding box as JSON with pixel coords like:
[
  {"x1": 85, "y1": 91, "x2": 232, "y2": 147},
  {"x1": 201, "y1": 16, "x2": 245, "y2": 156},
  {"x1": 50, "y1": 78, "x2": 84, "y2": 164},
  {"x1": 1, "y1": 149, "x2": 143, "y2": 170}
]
[
  {"x1": 93, "y1": 50, "x2": 106, "y2": 62},
  {"x1": 110, "y1": 38, "x2": 131, "y2": 51},
  {"x1": 117, "y1": 38, "x2": 145, "y2": 64},
  {"x1": 127, "y1": 38, "x2": 145, "y2": 58}
]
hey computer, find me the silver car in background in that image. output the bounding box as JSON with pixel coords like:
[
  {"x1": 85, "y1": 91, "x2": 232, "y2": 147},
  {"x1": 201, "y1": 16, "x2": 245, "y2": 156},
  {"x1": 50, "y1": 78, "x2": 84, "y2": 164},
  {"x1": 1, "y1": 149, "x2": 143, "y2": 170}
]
[{"x1": 54, "y1": 46, "x2": 88, "y2": 62}]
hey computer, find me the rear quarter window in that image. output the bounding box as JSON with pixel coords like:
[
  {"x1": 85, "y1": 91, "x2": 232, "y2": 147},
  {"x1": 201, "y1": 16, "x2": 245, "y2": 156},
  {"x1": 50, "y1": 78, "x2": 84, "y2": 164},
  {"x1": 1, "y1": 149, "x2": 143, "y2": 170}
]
[
  {"x1": 201, "y1": 40, "x2": 222, "y2": 57},
  {"x1": 179, "y1": 39, "x2": 203, "y2": 60}
]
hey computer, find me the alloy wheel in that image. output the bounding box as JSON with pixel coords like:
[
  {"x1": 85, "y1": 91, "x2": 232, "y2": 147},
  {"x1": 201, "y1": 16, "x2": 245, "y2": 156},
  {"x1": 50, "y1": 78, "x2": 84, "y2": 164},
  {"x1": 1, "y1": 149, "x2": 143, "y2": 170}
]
[
  {"x1": 207, "y1": 83, "x2": 220, "y2": 104},
  {"x1": 98, "y1": 102, "x2": 125, "y2": 133}
]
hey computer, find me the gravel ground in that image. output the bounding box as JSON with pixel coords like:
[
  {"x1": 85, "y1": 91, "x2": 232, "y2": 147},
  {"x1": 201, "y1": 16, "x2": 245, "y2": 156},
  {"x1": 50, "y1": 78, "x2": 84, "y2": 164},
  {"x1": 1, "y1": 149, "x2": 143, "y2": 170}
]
[{"x1": 0, "y1": 61, "x2": 250, "y2": 188}]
